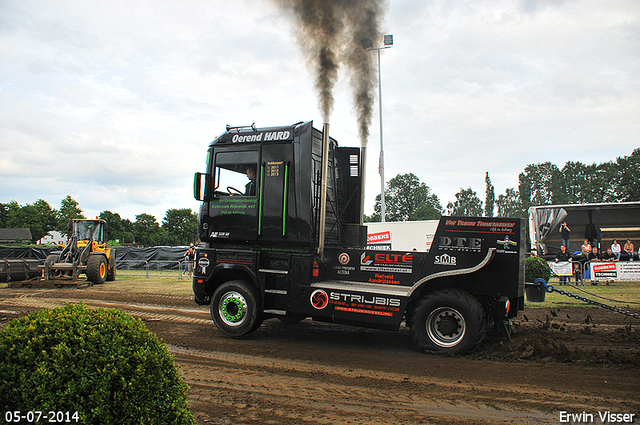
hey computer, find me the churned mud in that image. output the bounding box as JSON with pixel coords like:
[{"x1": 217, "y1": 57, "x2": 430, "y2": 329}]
[{"x1": 1, "y1": 285, "x2": 638, "y2": 424}]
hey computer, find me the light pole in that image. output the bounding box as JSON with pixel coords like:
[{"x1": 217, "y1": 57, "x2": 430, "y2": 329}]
[{"x1": 362, "y1": 35, "x2": 392, "y2": 222}]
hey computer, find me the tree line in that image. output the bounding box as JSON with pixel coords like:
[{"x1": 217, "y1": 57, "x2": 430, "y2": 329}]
[
  {"x1": 366, "y1": 148, "x2": 640, "y2": 221},
  {"x1": 4, "y1": 148, "x2": 638, "y2": 239},
  {"x1": 0, "y1": 195, "x2": 198, "y2": 246}
]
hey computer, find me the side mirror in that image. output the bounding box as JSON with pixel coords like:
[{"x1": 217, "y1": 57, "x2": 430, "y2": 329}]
[{"x1": 194, "y1": 172, "x2": 208, "y2": 201}]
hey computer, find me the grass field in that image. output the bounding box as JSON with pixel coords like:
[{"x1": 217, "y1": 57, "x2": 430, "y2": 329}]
[{"x1": 530, "y1": 277, "x2": 640, "y2": 309}]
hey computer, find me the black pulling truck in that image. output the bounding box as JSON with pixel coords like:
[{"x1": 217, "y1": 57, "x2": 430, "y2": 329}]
[{"x1": 193, "y1": 121, "x2": 525, "y2": 354}]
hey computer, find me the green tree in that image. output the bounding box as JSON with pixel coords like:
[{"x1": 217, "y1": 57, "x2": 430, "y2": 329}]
[
  {"x1": 133, "y1": 213, "x2": 165, "y2": 246},
  {"x1": 56, "y1": 195, "x2": 85, "y2": 236},
  {"x1": 559, "y1": 161, "x2": 618, "y2": 204},
  {"x1": 99, "y1": 210, "x2": 135, "y2": 244},
  {"x1": 369, "y1": 173, "x2": 442, "y2": 222},
  {"x1": 496, "y1": 187, "x2": 525, "y2": 218},
  {"x1": 121, "y1": 218, "x2": 135, "y2": 244},
  {"x1": 447, "y1": 188, "x2": 483, "y2": 217},
  {"x1": 484, "y1": 172, "x2": 495, "y2": 217},
  {"x1": 162, "y1": 208, "x2": 198, "y2": 245},
  {"x1": 518, "y1": 162, "x2": 564, "y2": 210},
  {"x1": 614, "y1": 148, "x2": 640, "y2": 201},
  {"x1": 0, "y1": 203, "x2": 8, "y2": 227},
  {"x1": 6, "y1": 199, "x2": 57, "y2": 242}
]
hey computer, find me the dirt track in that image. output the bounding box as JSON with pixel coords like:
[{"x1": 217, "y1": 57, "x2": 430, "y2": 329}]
[{"x1": 1, "y1": 285, "x2": 639, "y2": 425}]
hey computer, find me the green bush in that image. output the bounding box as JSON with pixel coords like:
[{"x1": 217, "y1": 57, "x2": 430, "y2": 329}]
[
  {"x1": 525, "y1": 256, "x2": 551, "y2": 282},
  {"x1": 0, "y1": 303, "x2": 194, "y2": 425}
]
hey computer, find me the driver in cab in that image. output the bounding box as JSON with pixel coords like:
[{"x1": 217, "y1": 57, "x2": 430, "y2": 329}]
[{"x1": 244, "y1": 166, "x2": 256, "y2": 196}]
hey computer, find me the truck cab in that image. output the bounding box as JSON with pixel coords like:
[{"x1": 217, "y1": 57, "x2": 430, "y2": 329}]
[{"x1": 193, "y1": 121, "x2": 525, "y2": 354}]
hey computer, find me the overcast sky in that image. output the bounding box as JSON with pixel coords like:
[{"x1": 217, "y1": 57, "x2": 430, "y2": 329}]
[{"x1": 1, "y1": 0, "x2": 639, "y2": 222}]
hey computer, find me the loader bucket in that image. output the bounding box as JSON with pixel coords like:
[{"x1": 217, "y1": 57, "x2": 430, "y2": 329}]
[{"x1": 0, "y1": 258, "x2": 42, "y2": 282}]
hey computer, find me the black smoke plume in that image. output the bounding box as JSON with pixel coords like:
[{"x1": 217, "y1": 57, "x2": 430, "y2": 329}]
[{"x1": 274, "y1": 0, "x2": 387, "y2": 147}]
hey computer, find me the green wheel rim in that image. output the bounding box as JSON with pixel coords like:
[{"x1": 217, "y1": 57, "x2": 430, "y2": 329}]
[{"x1": 219, "y1": 291, "x2": 248, "y2": 327}]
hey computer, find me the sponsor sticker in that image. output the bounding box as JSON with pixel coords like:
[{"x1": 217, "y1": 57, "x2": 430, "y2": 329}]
[
  {"x1": 497, "y1": 235, "x2": 518, "y2": 254},
  {"x1": 329, "y1": 291, "x2": 401, "y2": 317},
  {"x1": 216, "y1": 251, "x2": 253, "y2": 265},
  {"x1": 434, "y1": 253, "x2": 457, "y2": 266},
  {"x1": 445, "y1": 219, "x2": 516, "y2": 233},
  {"x1": 338, "y1": 253, "x2": 350, "y2": 265},
  {"x1": 197, "y1": 257, "x2": 210, "y2": 274},
  {"x1": 360, "y1": 252, "x2": 413, "y2": 274},
  {"x1": 310, "y1": 289, "x2": 329, "y2": 310},
  {"x1": 438, "y1": 236, "x2": 482, "y2": 253}
]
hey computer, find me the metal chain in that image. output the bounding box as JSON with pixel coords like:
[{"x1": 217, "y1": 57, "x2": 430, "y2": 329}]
[{"x1": 546, "y1": 284, "x2": 640, "y2": 320}]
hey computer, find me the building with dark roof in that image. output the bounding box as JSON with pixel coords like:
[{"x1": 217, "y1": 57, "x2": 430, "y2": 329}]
[{"x1": 0, "y1": 228, "x2": 33, "y2": 244}]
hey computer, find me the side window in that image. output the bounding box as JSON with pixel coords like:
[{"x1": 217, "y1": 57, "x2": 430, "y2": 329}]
[{"x1": 213, "y1": 151, "x2": 259, "y2": 197}]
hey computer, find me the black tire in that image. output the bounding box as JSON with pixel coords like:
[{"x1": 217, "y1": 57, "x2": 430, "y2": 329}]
[
  {"x1": 44, "y1": 254, "x2": 59, "y2": 267},
  {"x1": 106, "y1": 251, "x2": 116, "y2": 281},
  {"x1": 211, "y1": 280, "x2": 262, "y2": 337},
  {"x1": 410, "y1": 288, "x2": 485, "y2": 355},
  {"x1": 44, "y1": 254, "x2": 63, "y2": 277},
  {"x1": 86, "y1": 255, "x2": 107, "y2": 285},
  {"x1": 44, "y1": 254, "x2": 58, "y2": 277}
]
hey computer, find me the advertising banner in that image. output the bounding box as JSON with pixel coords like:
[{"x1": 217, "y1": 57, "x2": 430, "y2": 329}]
[
  {"x1": 590, "y1": 261, "x2": 640, "y2": 282},
  {"x1": 366, "y1": 230, "x2": 392, "y2": 251},
  {"x1": 548, "y1": 261, "x2": 573, "y2": 276}
]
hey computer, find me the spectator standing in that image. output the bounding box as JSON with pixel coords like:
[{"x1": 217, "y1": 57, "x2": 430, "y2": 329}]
[
  {"x1": 573, "y1": 262, "x2": 584, "y2": 286},
  {"x1": 555, "y1": 245, "x2": 572, "y2": 285},
  {"x1": 183, "y1": 243, "x2": 195, "y2": 277},
  {"x1": 559, "y1": 222, "x2": 571, "y2": 250},
  {"x1": 611, "y1": 240, "x2": 622, "y2": 260}
]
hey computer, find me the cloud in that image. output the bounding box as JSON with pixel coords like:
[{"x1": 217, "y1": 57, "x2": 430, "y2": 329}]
[{"x1": 1, "y1": 0, "x2": 638, "y2": 221}]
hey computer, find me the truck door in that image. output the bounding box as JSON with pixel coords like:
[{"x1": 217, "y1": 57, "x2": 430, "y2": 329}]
[
  {"x1": 209, "y1": 148, "x2": 259, "y2": 243},
  {"x1": 258, "y1": 143, "x2": 294, "y2": 243}
]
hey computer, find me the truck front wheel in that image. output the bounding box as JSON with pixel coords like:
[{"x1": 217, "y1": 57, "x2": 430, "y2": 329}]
[
  {"x1": 211, "y1": 280, "x2": 263, "y2": 337},
  {"x1": 410, "y1": 288, "x2": 485, "y2": 355}
]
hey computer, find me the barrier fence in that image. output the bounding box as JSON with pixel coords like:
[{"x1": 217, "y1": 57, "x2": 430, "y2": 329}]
[
  {"x1": 116, "y1": 260, "x2": 192, "y2": 279},
  {"x1": 548, "y1": 259, "x2": 640, "y2": 284}
]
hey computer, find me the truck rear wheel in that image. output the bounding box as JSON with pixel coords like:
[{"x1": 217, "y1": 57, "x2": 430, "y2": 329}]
[
  {"x1": 211, "y1": 280, "x2": 262, "y2": 337},
  {"x1": 410, "y1": 288, "x2": 485, "y2": 355},
  {"x1": 86, "y1": 255, "x2": 107, "y2": 285}
]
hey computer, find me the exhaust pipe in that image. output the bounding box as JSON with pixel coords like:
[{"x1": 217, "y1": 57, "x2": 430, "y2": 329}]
[
  {"x1": 318, "y1": 122, "x2": 330, "y2": 260},
  {"x1": 359, "y1": 146, "x2": 366, "y2": 225}
]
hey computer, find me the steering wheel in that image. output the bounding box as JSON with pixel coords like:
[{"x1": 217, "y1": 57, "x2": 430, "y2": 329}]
[{"x1": 227, "y1": 186, "x2": 244, "y2": 196}]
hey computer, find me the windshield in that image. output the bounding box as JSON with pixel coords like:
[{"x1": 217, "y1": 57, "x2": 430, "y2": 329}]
[
  {"x1": 73, "y1": 221, "x2": 103, "y2": 242},
  {"x1": 214, "y1": 150, "x2": 258, "y2": 196}
]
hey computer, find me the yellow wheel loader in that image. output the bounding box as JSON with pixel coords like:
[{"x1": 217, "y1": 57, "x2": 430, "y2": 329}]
[{"x1": 41, "y1": 219, "x2": 116, "y2": 285}]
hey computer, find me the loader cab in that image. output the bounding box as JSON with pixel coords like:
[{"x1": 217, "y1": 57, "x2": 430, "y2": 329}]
[{"x1": 69, "y1": 219, "x2": 107, "y2": 244}]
